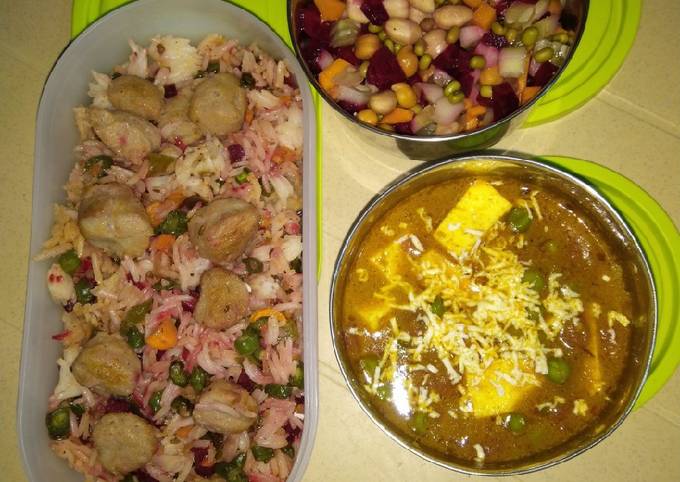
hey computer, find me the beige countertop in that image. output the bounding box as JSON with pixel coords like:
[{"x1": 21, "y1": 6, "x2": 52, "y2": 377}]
[{"x1": 1, "y1": 1, "x2": 679, "y2": 481}]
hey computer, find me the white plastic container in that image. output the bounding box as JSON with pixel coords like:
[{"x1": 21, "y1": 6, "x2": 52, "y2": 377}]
[{"x1": 17, "y1": 1, "x2": 318, "y2": 481}]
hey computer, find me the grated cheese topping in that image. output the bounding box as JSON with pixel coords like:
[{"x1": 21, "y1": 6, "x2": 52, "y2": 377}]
[
  {"x1": 573, "y1": 399, "x2": 589, "y2": 416},
  {"x1": 365, "y1": 223, "x2": 585, "y2": 416}
]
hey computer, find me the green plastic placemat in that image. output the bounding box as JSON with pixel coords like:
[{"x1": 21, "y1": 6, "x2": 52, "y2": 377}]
[
  {"x1": 72, "y1": 0, "x2": 323, "y2": 277},
  {"x1": 542, "y1": 156, "x2": 680, "y2": 408},
  {"x1": 525, "y1": 0, "x2": 641, "y2": 126}
]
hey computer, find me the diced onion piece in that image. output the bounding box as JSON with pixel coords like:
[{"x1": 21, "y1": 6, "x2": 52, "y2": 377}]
[
  {"x1": 433, "y1": 97, "x2": 465, "y2": 125},
  {"x1": 534, "y1": 15, "x2": 559, "y2": 39},
  {"x1": 459, "y1": 25, "x2": 485, "y2": 49},
  {"x1": 414, "y1": 82, "x2": 445, "y2": 104},
  {"x1": 499, "y1": 47, "x2": 527, "y2": 78},
  {"x1": 318, "y1": 50, "x2": 334, "y2": 71}
]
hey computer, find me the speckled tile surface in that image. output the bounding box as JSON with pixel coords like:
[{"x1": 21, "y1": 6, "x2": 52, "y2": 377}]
[{"x1": 1, "y1": 0, "x2": 678, "y2": 481}]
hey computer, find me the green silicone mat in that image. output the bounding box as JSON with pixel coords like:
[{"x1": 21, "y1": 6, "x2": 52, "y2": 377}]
[{"x1": 543, "y1": 156, "x2": 680, "y2": 408}]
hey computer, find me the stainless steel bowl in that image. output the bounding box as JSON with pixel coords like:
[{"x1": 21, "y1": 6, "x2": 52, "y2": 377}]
[
  {"x1": 288, "y1": 1, "x2": 589, "y2": 161},
  {"x1": 329, "y1": 154, "x2": 657, "y2": 475}
]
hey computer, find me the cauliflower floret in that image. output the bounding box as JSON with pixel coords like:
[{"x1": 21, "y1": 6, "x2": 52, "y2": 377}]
[
  {"x1": 47, "y1": 263, "x2": 75, "y2": 304},
  {"x1": 149, "y1": 35, "x2": 202, "y2": 85},
  {"x1": 174, "y1": 137, "x2": 226, "y2": 200},
  {"x1": 53, "y1": 346, "x2": 86, "y2": 402}
]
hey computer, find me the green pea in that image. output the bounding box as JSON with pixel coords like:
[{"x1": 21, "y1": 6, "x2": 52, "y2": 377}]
[
  {"x1": 376, "y1": 384, "x2": 391, "y2": 401},
  {"x1": 252, "y1": 445, "x2": 275, "y2": 462},
  {"x1": 360, "y1": 356, "x2": 379, "y2": 378},
  {"x1": 522, "y1": 268, "x2": 545, "y2": 292},
  {"x1": 147, "y1": 153, "x2": 175, "y2": 176},
  {"x1": 411, "y1": 411, "x2": 429, "y2": 434},
  {"x1": 155, "y1": 210, "x2": 188, "y2": 236},
  {"x1": 46, "y1": 407, "x2": 71, "y2": 439},
  {"x1": 240, "y1": 72, "x2": 255, "y2": 89},
  {"x1": 469, "y1": 55, "x2": 486, "y2": 70},
  {"x1": 282, "y1": 445, "x2": 295, "y2": 458},
  {"x1": 419, "y1": 54, "x2": 432, "y2": 71},
  {"x1": 444, "y1": 80, "x2": 462, "y2": 97},
  {"x1": 290, "y1": 363, "x2": 304, "y2": 389},
  {"x1": 384, "y1": 39, "x2": 395, "y2": 53},
  {"x1": 552, "y1": 32, "x2": 569, "y2": 44},
  {"x1": 149, "y1": 390, "x2": 163, "y2": 413},
  {"x1": 547, "y1": 357, "x2": 571, "y2": 384},
  {"x1": 74, "y1": 278, "x2": 95, "y2": 304},
  {"x1": 215, "y1": 452, "x2": 247, "y2": 481},
  {"x1": 521, "y1": 27, "x2": 539, "y2": 47},
  {"x1": 430, "y1": 295, "x2": 445, "y2": 317},
  {"x1": 58, "y1": 249, "x2": 81, "y2": 275},
  {"x1": 243, "y1": 257, "x2": 263, "y2": 274},
  {"x1": 234, "y1": 170, "x2": 249, "y2": 184},
  {"x1": 506, "y1": 412, "x2": 527, "y2": 433},
  {"x1": 126, "y1": 326, "x2": 145, "y2": 349},
  {"x1": 169, "y1": 360, "x2": 189, "y2": 387},
  {"x1": 446, "y1": 91, "x2": 465, "y2": 104},
  {"x1": 534, "y1": 47, "x2": 555, "y2": 63},
  {"x1": 190, "y1": 366, "x2": 209, "y2": 393},
  {"x1": 290, "y1": 257, "x2": 303, "y2": 273},
  {"x1": 505, "y1": 28, "x2": 518, "y2": 43},
  {"x1": 368, "y1": 23, "x2": 383, "y2": 34},
  {"x1": 235, "y1": 332, "x2": 260, "y2": 356},
  {"x1": 68, "y1": 400, "x2": 85, "y2": 417},
  {"x1": 264, "y1": 384, "x2": 293, "y2": 399},
  {"x1": 507, "y1": 207, "x2": 532, "y2": 233},
  {"x1": 207, "y1": 61, "x2": 220, "y2": 73},
  {"x1": 378, "y1": 31, "x2": 387, "y2": 42},
  {"x1": 84, "y1": 154, "x2": 113, "y2": 178},
  {"x1": 121, "y1": 300, "x2": 152, "y2": 334},
  {"x1": 153, "y1": 278, "x2": 177, "y2": 291},
  {"x1": 359, "y1": 60, "x2": 370, "y2": 77},
  {"x1": 414, "y1": 39, "x2": 425, "y2": 57},
  {"x1": 446, "y1": 26, "x2": 460, "y2": 44},
  {"x1": 491, "y1": 21, "x2": 506, "y2": 36},
  {"x1": 480, "y1": 85, "x2": 493, "y2": 98},
  {"x1": 171, "y1": 396, "x2": 194, "y2": 416},
  {"x1": 543, "y1": 240, "x2": 559, "y2": 254}
]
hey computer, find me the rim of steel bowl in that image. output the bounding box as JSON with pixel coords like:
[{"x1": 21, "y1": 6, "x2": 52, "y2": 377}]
[
  {"x1": 287, "y1": 1, "x2": 590, "y2": 143},
  {"x1": 328, "y1": 153, "x2": 657, "y2": 476}
]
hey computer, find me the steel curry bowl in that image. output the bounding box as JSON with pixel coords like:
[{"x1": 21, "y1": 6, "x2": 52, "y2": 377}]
[
  {"x1": 329, "y1": 154, "x2": 656, "y2": 475},
  {"x1": 289, "y1": 1, "x2": 589, "y2": 161}
]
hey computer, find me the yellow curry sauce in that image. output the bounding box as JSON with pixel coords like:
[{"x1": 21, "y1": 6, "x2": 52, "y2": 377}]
[{"x1": 340, "y1": 176, "x2": 634, "y2": 463}]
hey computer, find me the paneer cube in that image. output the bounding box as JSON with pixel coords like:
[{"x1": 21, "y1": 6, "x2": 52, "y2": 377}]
[
  {"x1": 465, "y1": 360, "x2": 537, "y2": 418},
  {"x1": 434, "y1": 180, "x2": 512, "y2": 255}
]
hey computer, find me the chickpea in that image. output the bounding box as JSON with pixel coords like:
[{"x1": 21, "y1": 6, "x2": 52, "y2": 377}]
[
  {"x1": 357, "y1": 109, "x2": 379, "y2": 125},
  {"x1": 369, "y1": 90, "x2": 398, "y2": 115},
  {"x1": 384, "y1": 0, "x2": 410, "y2": 19},
  {"x1": 420, "y1": 18, "x2": 436, "y2": 32},
  {"x1": 396, "y1": 46, "x2": 419, "y2": 77},
  {"x1": 410, "y1": 0, "x2": 436, "y2": 14},
  {"x1": 433, "y1": 5, "x2": 473, "y2": 29},
  {"x1": 355, "y1": 34, "x2": 381, "y2": 60},
  {"x1": 423, "y1": 29, "x2": 448, "y2": 58},
  {"x1": 391, "y1": 83, "x2": 418, "y2": 109},
  {"x1": 384, "y1": 19, "x2": 423, "y2": 46}
]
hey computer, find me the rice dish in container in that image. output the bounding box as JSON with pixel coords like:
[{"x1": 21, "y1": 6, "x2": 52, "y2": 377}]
[{"x1": 18, "y1": 1, "x2": 318, "y2": 481}]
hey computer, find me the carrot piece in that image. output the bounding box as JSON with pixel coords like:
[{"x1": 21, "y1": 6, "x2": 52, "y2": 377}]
[
  {"x1": 521, "y1": 86, "x2": 542, "y2": 105},
  {"x1": 146, "y1": 191, "x2": 185, "y2": 227},
  {"x1": 318, "y1": 58, "x2": 352, "y2": 93},
  {"x1": 464, "y1": 117, "x2": 480, "y2": 131},
  {"x1": 314, "y1": 0, "x2": 346, "y2": 22},
  {"x1": 548, "y1": 0, "x2": 562, "y2": 15},
  {"x1": 251, "y1": 308, "x2": 287, "y2": 323},
  {"x1": 151, "y1": 234, "x2": 175, "y2": 253},
  {"x1": 176, "y1": 425, "x2": 194, "y2": 438},
  {"x1": 480, "y1": 66, "x2": 503, "y2": 86},
  {"x1": 145, "y1": 318, "x2": 178, "y2": 350},
  {"x1": 381, "y1": 108, "x2": 415, "y2": 125},
  {"x1": 472, "y1": 3, "x2": 497, "y2": 31},
  {"x1": 245, "y1": 108, "x2": 254, "y2": 125},
  {"x1": 463, "y1": 0, "x2": 482, "y2": 8},
  {"x1": 466, "y1": 105, "x2": 487, "y2": 122}
]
